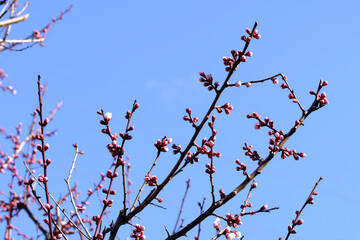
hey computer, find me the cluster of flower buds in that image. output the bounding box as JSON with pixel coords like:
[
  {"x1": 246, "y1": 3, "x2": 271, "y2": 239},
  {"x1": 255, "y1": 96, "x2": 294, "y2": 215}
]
[
  {"x1": 225, "y1": 213, "x2": 242, "y2": 228},
  {"x1": 123, "y1": 103, "x2": 140, "y2": 120},
  {"x1": 92, "y1": 215, "x2": 101, "y2": 223},
  {"x1": 36, "y1": 143, "x2": 50, "y2": 152},
  {"x1": 197, "y1": 138, "x2": 221, "y2": 159},
  {"x1": 205, "y1": 163, "x2": 215, "y2": 174},
  {"x1": 215, "y1": 103, "x2": 233, "y2": 114},
  {"x1": 106, "y1": 140, "x2": 124, "y2": 158},
  {"x1": 42, "y1": 158, "x2": 52, "y2": 167},
  {"x1": 171, "y1": 144, "x2": 182, "y2": 155},
  {"x1": 255, "y1": 117, "x2": 274, "y2": 130},
  {"x1": 279, "y1": 147, "x2": 306, "y2": 160},
  {"x1": 119, "y1": 132, "x2": 132, "y2": 140},
  {"x1": 199, "y1": 72, "x2": 220, "y2": 91},
  {"x1": 288, "y1": 93, "x2": 299, "y2": 103},
  {"x1": 102, "y1": 198, "x2": 114, "y2": 207},
  {"x1": 317, "y1": 92, "x2": 329, "y2": 107},
  {"x1": 154, "y1": 137, "x2": 172, "y2": 152},
  {"x1": 130, "y1": 224, "x2": 146, "y2": 240},
  {"x1": 235, "y1": 159, "x2": 247, "y2": 175},
  {"x1": 245, "y1": 28, "x2": 261, "y2": 40},
  {"x1": 240, "y1": 201, "x2": 253, "y2": 210},
  {"x1": 309, "y1": 85, "x2": 329, "y2": 107},
  {"x1": 99, "y1": 112, "x2": 112, "y2": 135},
  {"x1": 38, "y1": 118, "x2": 50, "y2": 127},
  {"x1": 279, "y1": 74, "x2": 289, "y2": 88},
  {"x1": 38, "y1": 174, "x2": 48, "y2": 183},
  {"x1": 243, "y1": 143, "x2": 263, "y2": 163},
  {"x1": 208, "y1": 115, "x2": 217, "y2": 136},
  {"x1": 105, "y1": 169, "x2": 118, "y2": 179},
  {"x1": 183, "y1": 108, "x2": 199, "y2": 127},
  {"x1": 291, "y1": 218, "x2": 304, "y2": 227},
  {"x1": 185, "y1": 151, "x2": 200, "y2": 164},
  {"x1": 222, "y1": 49, "x2": 253, "y2": 72},
  {"x1": 44, "y1": 203, "x2": 54, "y2": 211},
  {"x1": 268, "y1": 130, "x2": 285, "y2": 150},
  {"x1": 246, "y1": 112, "x2": 261, "y2": 120},
  {"x1": 307, "y1": 191, "x2": 318, "y2": 204},
  {"x1": 99, "y1": 112, "x2": 112, "y2": 125},
  {"x1": 286, "y1": 225, "x2": 297, "y2": 235},
  {"x1": 144, "y1": 174, "x2": 157, "y2": 187},
  {"x1": 224, "y1": 227, "x2": 242, "y2": 240},
  {"x1": 247, "y1": 112, "x2": 275, "y2": 131},
  {"x1": 33, "y1": 30, "x2": 44, "y2": 40},
  {"x1": 24, "y1": 177, "x2": 36, "y2": 185},
  {"x1": 223, "y1": 55, "x2": 236, "y2": 71}
]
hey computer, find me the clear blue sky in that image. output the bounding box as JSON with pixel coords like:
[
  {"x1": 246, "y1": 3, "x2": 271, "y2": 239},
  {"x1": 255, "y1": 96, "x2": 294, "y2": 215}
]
[{"x1": 0, "y1": 1, "x2": 359, "y2": 239}]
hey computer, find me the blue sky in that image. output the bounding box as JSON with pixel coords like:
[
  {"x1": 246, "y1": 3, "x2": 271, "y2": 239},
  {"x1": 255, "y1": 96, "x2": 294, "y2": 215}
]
[{"x1": 0, "y1": 1, "x2": 359, "y2": 239}]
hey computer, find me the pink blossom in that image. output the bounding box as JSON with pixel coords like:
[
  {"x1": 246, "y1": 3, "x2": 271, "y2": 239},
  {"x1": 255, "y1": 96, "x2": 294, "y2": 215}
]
[{"x1": 213, "y1": 218, "x2": 221, "y2": 229}]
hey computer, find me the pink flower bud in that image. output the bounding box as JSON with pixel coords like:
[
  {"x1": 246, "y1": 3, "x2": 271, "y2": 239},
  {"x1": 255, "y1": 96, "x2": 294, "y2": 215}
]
[
  {"x1": 245, "y1": 51, "x2": 253, "y2": 57},
  {"x1": 44, "y1": 143, "x2": 49, "y2": 151},
  {"x1": 298, "y1": 152, "x2": 306, "y2": 158},
  {"x1": 104, "y1": 112, "x2": 112, "y2": 122},
  {"x1": 296, "y1": 219, "x2": 304, "y2": 225},
  {"x1": 253, "y1": 33, "x2": 261, "y2": 39},
  {"x1": 235, "y1": 81, "x2": 242, "y2": 87},
  {"x1": 46, "y1": 158, "x2": 51, "y2": 165},
  {"x1": 280, "y1": 83, "x2": 287, "y2": 89},
  {"x1": 43, "y1": 118, "x2": 49, "y2": 126},
  {"x1": 240, "y1": 55, "x2": 247, "y2": 62}
]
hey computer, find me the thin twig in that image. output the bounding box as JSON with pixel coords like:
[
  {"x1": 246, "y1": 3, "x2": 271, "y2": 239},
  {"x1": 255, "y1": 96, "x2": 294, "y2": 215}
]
[
  {"x1": 283, "y1": 177, "x2": 323, "y2": 240},
  {"x1": 130, "y1": 150, "x2": 161, "y2": 212},
  {"x1": 64, "y1": 144, "x2": 92, "y2": 239},
  {"x1": 173, "y1": 178, "x2": 191, "y2": 234}
]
